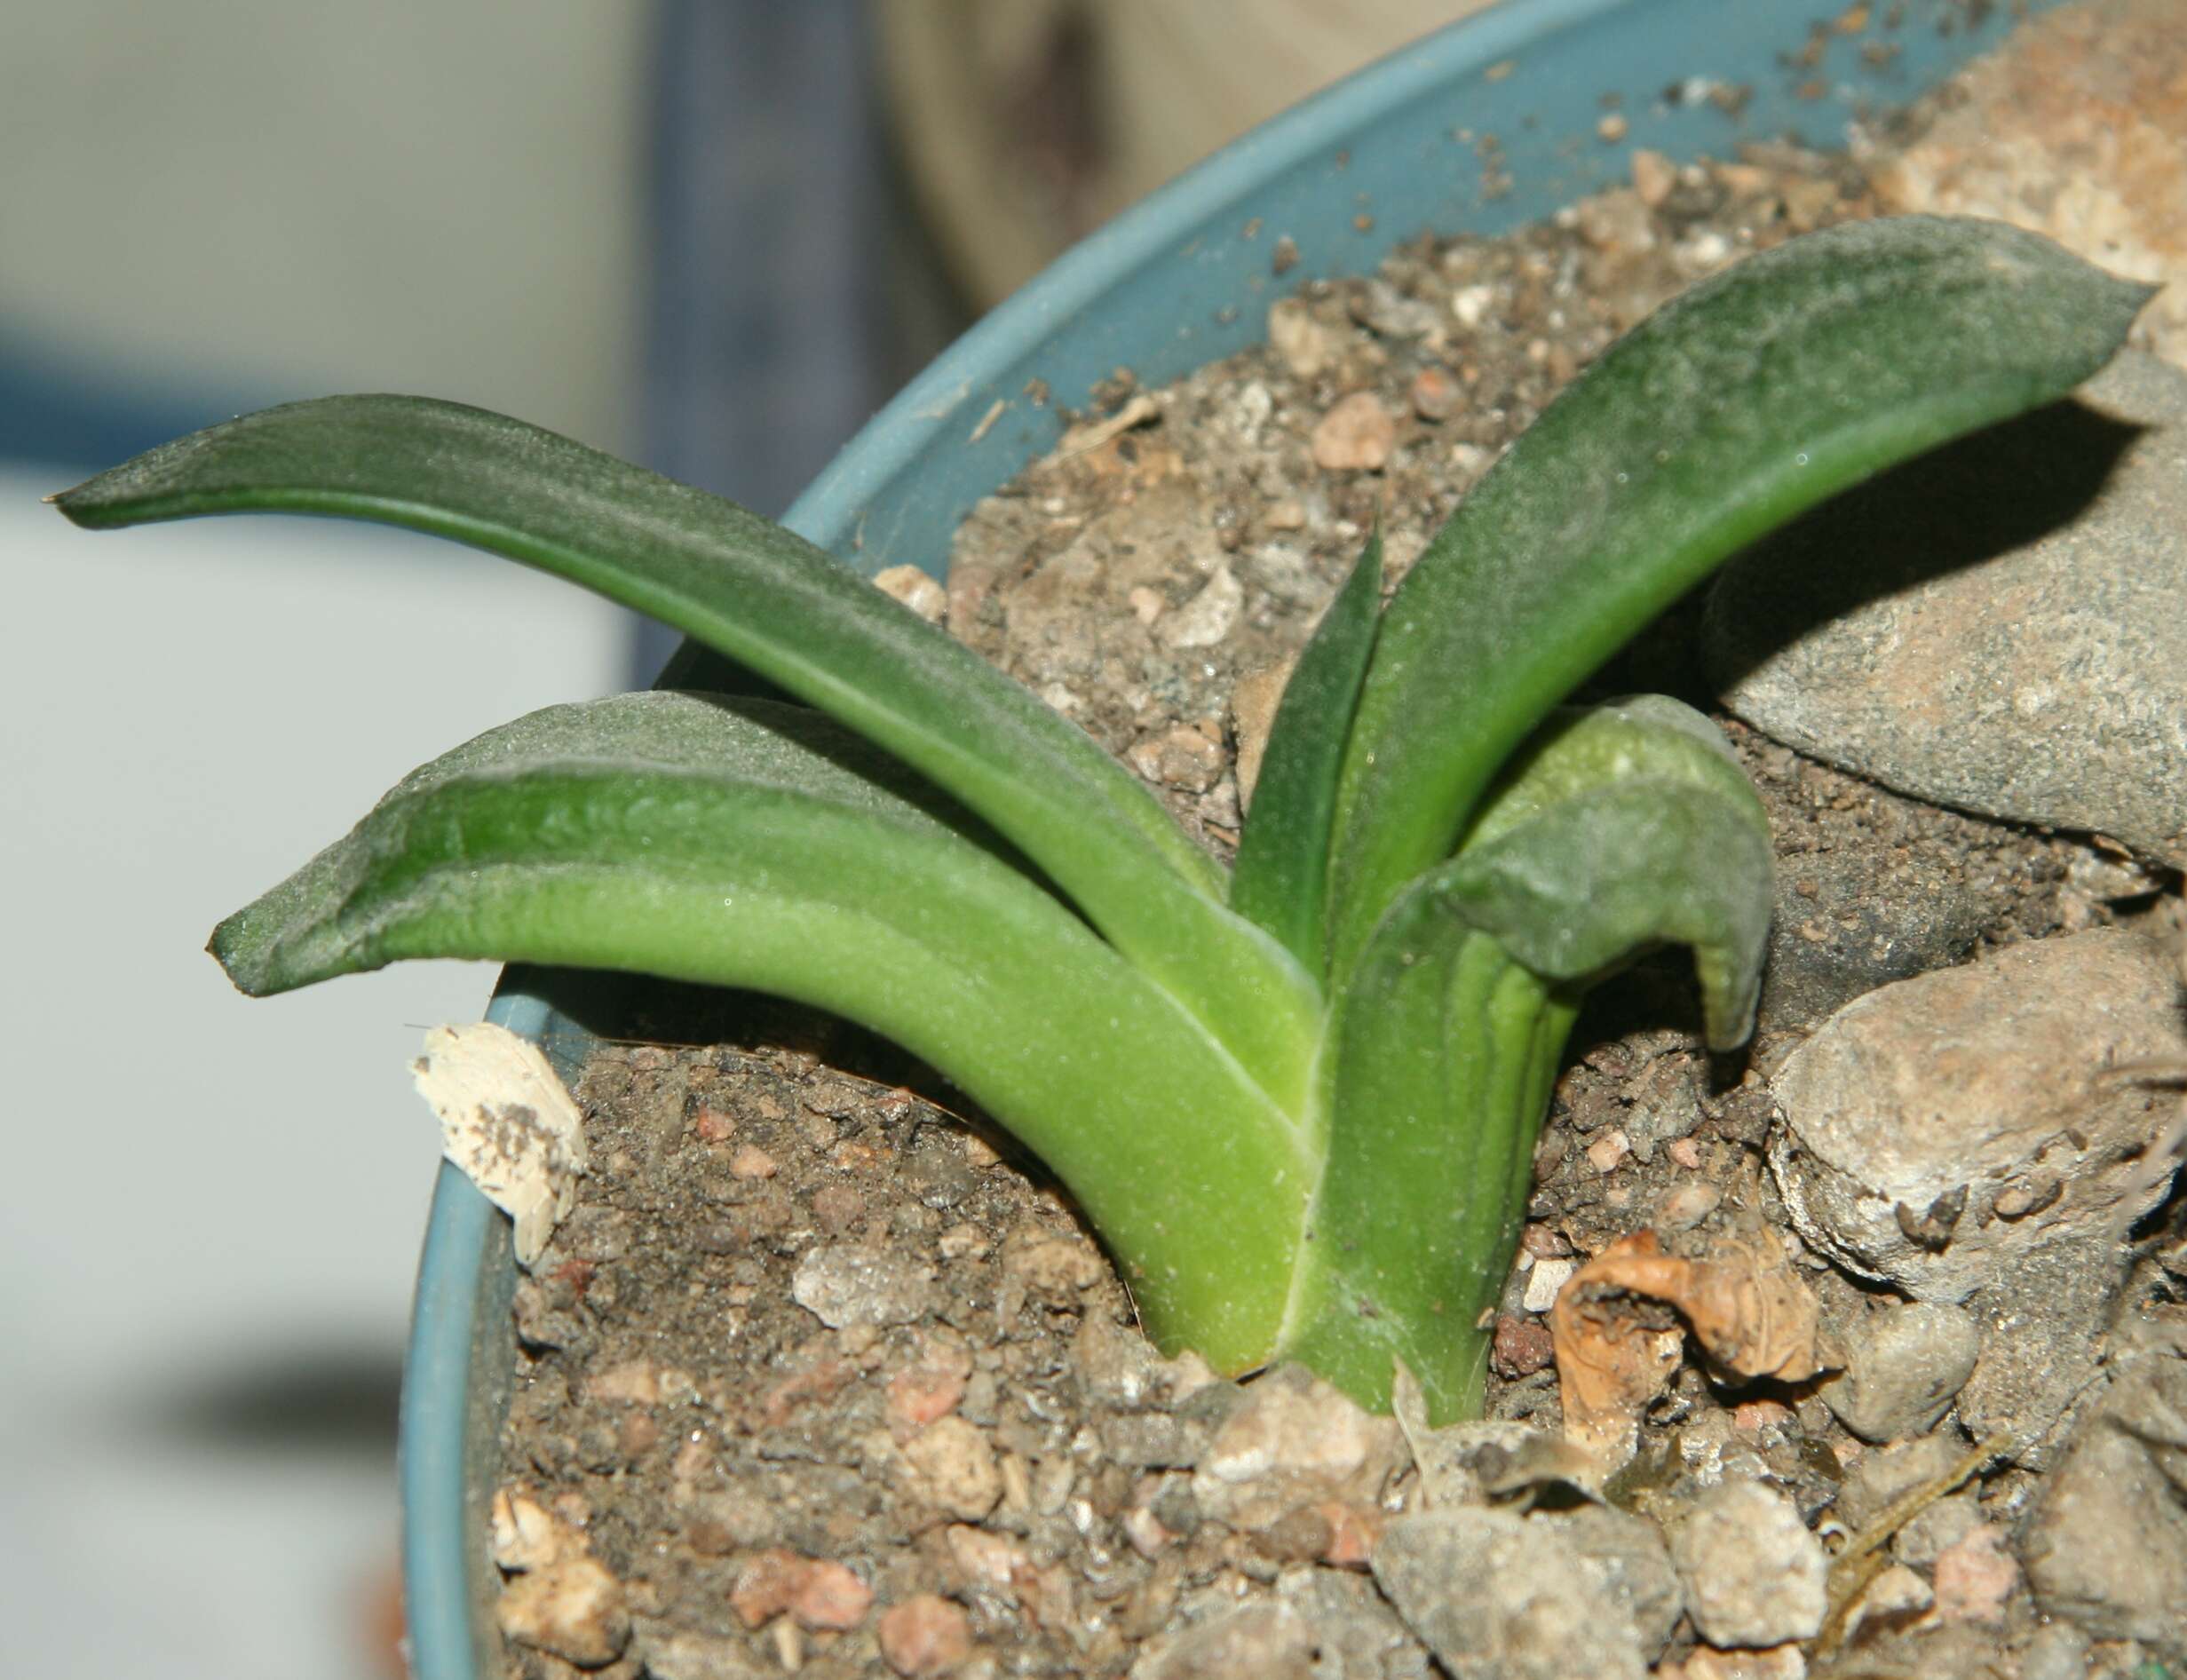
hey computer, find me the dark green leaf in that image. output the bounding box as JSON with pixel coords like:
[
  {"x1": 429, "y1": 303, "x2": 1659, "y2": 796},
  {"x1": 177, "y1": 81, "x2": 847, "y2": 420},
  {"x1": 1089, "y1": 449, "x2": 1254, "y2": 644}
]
[
  {"x1": 56, "y1": 396, "x2": 1319, "y2": 1099},
  {"x1": 1229, "y1": 529, "x2": 1383, "y2": 973},
  {"x1": 1327, "y1": 217, "x2": 2153, "y2": 975},
  {"x1": 1441, "y1": 698, "x2": 1772, "y2": 1049}
]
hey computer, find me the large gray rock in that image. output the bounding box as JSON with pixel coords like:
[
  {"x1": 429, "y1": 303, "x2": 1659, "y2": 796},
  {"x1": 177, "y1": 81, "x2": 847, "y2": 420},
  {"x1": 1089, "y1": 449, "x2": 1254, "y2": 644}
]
[
  {"x1": 1533, "y1": 1505, "x2": 1684, "y2": 1658},
  {"x1": 1768, "y1": 931, "x2": 2187, "y2": 1304},
  {"x1": 1129, "y1": 1602, "x2": 1318, "y2": 1680},
  {"x1": 1666, "y1": 1480, "x2": 1828, "y2": 1649},
  {"x1": 1706, "y1": 349, "x2": 2187, "y2": 869},
  {"x1": 1371, "y1": 1509, "x2": 1649, "y2": 1680},
  {"x1": 2021, "y1": 1336, "x2": 2187, "y2": 1651}
]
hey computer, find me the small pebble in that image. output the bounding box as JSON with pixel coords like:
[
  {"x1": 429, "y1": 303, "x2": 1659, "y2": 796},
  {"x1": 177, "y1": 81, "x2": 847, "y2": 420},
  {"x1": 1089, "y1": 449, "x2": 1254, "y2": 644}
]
[
  {"x1": 1658, "y1": 1181, "x2": 1721, "y2": 1229},
  {"x1": 887, "y1": 1333, "x2": 972, "y2": 1430},
  {"x1": 1003, "y1": 1231, "x2": 1105, "y2": 1297},
  {"x1": 732, "y1": 1549, "x2": 872, "y2": 1632},
  {"x1": 873, "y1": 564, "x2": 948, "y2": 623},
  {"x1": 944, "y1": 1524, "x2": 1028, "y2": 1589},
  {"x1": 1669, "y1": 1480, "x2": 1828, "y2": 1647},
  {"x1": 1160, "y1": 562, "x2": 1242, "y2": 648},
  {"x1": 1821, "y1": 1301, "x2": 1980, "y2": 1443},
  {"x1": 790, "y1": 1244, "x2": 937, "y2": 1329},
  {"x1": 1350, "y1": 277, "x2": 1440, "y2": 339},
  {"x1": 1490, "y1": 1313, "x2": 1557, "y2": 1378},
  {"x1": 877, "y1": 1595, "x2": 973, "y2": 1677},
  {"x1": 1894, "y1": 1490, "x2": 1978, "y2": 1567},
  {"x1": 1535, "y1": 1503, "x2": 1685, "y2": 1657},
  {"x1": 1670, "y1": 1644, "x2": 1808, "y2": 1680},
  {"x1": 491, "y1": 1487, "x2": 582, "y2": 1572},
  {"x1": 728, "y1": 1143, "x2": 777, "y2": 1179},
  {"x1": 902, "y1": 1415, "x2": 1003, "y2": 1520},
  {"x1": 1522, "y1": 1256, "x2": 1576, "y2": 1313},
  {"x1": 1409, "y1": 365, "x2": 1460, "y2": 420},
  {"x1": 1631, "y1": 148, "x2": 1676, "y2": 206},
  {"x1": 1127, "y1": 725, "x2": 1225, "y2": 793},
  {"x1": 1374, "y1": 1508, "x2": 1649, "y2": 1680},
  {"x1": 585, "y1": 1359, "x2": 661, "y2": 1406},
  {"x1": 497, "y1": 1557, "x2": 630, "y2": 1668},
  {"x1": 1137, "y1": 1603, "x2": 1319, "y2": 1680},
  {"x1": 1843, "y1": 1563, "x2": 1933, "y2": 1644},
  {"x1": 1192, "y1": 1363, "x2": 1404, "y2": 1530},
  {"x1": 1929, "y1": 1524, "x2": 2018, "y2": 1625},
  {"x1": 1835, "y1": 1430, "x2": 1962, "y2": 1531},
  {"x1": 1311, "y1": 392, "x2": 1397, "y2": 472},
  {"x1": 1267, "y1": 297, "x2": 1334, "y2": 377}
]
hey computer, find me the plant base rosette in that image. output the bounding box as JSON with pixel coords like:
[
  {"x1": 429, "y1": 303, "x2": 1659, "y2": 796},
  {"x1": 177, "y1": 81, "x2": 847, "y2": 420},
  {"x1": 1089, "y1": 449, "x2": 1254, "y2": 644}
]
[{"x1": 59, "y1": 216, "x2": 2148, "y2": 1422}]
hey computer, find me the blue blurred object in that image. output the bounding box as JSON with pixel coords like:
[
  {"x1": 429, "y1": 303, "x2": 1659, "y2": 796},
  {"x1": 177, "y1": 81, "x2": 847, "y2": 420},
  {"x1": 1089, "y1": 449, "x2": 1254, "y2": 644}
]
[
  {"x1": 633, "y1": 0, "x2": 920, "y2": 685},
  {"x1": 0, "y1": 329, "x2": 270, "y2": 473}
]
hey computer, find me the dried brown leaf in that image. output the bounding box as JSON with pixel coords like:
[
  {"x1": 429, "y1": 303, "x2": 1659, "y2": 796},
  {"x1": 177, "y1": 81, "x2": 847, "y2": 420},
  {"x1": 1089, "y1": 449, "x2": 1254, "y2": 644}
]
[{"x1": 1551, "y1": 1229, "x2": 1836, "y2": 1466}]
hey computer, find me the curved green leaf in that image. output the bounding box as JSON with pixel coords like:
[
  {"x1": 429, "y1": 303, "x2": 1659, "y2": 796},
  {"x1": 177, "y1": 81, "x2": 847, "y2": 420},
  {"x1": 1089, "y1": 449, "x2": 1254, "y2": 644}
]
[
  {"x1": 1445, "y1": 697, "x2": 1771, "y2": 1049},
  {"x1": 1230, "y1": 529, "x2": 1383, "y2": 974},
  {"x1": 1327, "y1": 216, "x2": 2153, "y2": 976},
  {"x1": 1285, "y1": 697, "x2": 1768, "y2": 1417},
  {"x1": 216, "y1": 691, "x2": 1311, "y2": 1370},
  {"x1": 55, "y1": 396, "x2": 1319, "y2": 1101}
]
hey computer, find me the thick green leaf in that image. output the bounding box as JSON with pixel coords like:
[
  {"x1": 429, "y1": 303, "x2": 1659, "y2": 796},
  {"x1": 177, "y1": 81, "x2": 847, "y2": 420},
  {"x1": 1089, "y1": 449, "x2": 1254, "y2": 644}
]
[
  {"x1": 216, "y1": 691, "x2": 1311, "y2": 1369},
  {"x1": 1327, "y1": 217, "x2": 2153, "y2": 976},
  {"x1": 1283, "y1": 913, "x2": 1573, "y2": 1422},
  {"x1": 1444, "y1": 697, "x2": 1771, "y2": 1049},
  {"x1": 1229, "y1": 529, "x2": 1383, "y2": 974},
  {"x1": 55, "y1": 397, "x2": 1319, "y2": 1101}
]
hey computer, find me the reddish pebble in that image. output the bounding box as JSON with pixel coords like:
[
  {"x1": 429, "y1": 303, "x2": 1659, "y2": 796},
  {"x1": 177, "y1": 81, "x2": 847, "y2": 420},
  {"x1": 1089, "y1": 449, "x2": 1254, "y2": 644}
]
[
  {"x1": 877, "y1": 1594, "x2": 973, "y2": 1676},
  {"x1": 1315, "y1": 1501, "x2": 1383, "y2": 1570},
  {"x1": 889, "y1": 1362, "x2": 967, "y2": 1430},
  {"x1": 1930, "y1": 1525, "x2": 2018, "y2": 1625},
  {"x1": 732, "y1": 1549, "x2": 872, "y2": 1631},
  {"x1": 789, "y1": 1559, "x2": 873, "y2": 1631},
  {"x1": 1490, "y1": 1312, "x2": 1557, "y2": 1378},
  {"x1": 1409, "y1": 365, "x2": 1460, "y2": 421},
  {"x1": 1732, "y1": 1398, "x2": 1796, "y2": 1434},
  {"x1": 729, "y1": 1144, "x2": 778, "y2": 1179},
  {"x1": 1668, "y1": 1136, "x2": 1704, "y2": 1169},
  {"x1": 692, "y1": 1107, "x2": 735, "y2": 1144},
  {"x1": 730, "y1": 1549, "x2": 803, "y2": 1628}
]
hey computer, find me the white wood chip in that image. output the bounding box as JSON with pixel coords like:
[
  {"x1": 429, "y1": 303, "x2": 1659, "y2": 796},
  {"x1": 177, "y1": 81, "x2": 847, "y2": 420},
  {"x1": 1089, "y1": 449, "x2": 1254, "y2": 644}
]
[{"x1": 413, "y1": 1022, "x2": 587, "y2": 1266}]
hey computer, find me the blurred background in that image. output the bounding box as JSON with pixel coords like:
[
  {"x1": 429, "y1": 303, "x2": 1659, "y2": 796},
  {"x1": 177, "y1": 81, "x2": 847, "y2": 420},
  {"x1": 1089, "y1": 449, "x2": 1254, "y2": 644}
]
[{"x1": 0, "y1": 3, "x2": 1473, "y2": 1676}]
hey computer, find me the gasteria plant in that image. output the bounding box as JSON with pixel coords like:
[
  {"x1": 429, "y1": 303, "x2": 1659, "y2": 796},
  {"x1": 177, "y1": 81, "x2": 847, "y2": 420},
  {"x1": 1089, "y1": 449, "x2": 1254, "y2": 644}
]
[{"x1": 58, "y1": 218, "x2": 2148, "y2": 1422}]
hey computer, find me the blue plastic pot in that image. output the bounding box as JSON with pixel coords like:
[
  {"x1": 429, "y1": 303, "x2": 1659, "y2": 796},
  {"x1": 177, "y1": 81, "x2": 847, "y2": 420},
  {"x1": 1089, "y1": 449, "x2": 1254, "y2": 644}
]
[{"x1": 400, "y1": 3, "x2": 2060, "y2": 1671}]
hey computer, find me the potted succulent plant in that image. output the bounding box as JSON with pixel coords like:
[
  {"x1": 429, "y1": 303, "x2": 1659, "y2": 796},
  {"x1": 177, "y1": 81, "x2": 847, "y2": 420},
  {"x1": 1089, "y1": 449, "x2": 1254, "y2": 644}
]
[{"x1": 55, "y1": 2, "x2": 2111, "y2": 1675}]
